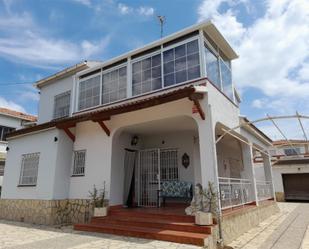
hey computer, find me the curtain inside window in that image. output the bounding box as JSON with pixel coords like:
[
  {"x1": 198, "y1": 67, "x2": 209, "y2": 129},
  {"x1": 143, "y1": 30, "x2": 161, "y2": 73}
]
[{"x1": 123, "y1": 149, "x2": 137, "y2": 207}]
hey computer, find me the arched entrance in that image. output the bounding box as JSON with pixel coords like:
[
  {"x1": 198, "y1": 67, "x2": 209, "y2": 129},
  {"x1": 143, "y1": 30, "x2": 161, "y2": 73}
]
[{"x1": 110, "y1": 115, "x2": 200, "y2": 207}]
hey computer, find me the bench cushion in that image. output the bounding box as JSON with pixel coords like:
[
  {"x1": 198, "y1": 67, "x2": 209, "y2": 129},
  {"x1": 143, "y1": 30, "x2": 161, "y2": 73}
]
[{"x1": 161, "y1": 181, "x2": 192, "y2": 198}]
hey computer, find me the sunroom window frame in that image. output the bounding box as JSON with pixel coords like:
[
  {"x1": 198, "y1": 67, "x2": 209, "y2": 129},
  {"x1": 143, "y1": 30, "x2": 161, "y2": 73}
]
[
  {"x1": 131, "y1": 50, "x2": 162, "y2": 97},
  {"x1": 77, "y1": 71, "x2": 102, "y2": 112},
  {"x1": 204, "y1": 36, "x2": 235, "y2": 102},
  {"x1": 101, "y1": 62, "x2": 128, "y2": 105}
]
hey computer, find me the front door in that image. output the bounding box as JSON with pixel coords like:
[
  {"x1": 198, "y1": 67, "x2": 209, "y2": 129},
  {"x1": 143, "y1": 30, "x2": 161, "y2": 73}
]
[{"x1": 137, "y1": 149, "x2": 160, "y2": 207}]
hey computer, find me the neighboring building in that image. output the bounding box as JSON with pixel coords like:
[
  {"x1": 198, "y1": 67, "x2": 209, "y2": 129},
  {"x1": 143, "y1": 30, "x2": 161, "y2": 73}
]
[
  {"x1": 270, "y1": 140, "x2": 309, "y2": 201},
  {"x1": 1, "y1": 21, "x2": 277, "y2": 247},
  {"x1": 0, "y1": 108, "x2": 37, "y2": 195}
]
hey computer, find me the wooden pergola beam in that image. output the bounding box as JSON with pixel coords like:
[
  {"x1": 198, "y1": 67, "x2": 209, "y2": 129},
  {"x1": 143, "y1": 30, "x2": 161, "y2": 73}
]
[
  {"x1": 63, "y1": 127, "x2": 75, "y2": 142},
  {"x1": 189, "y1": 93, "x2": 205, "y2": 120},
  {"x1": 97, "y1": 120, "x2": 110, "y2": 136}
]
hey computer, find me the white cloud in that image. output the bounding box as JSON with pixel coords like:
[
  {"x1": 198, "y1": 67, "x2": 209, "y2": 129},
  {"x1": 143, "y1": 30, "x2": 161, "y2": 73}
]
[
  {"x1": 198, "y1": 0, "x2": 309, "y2": 107},
  {"x1": 0, "y1": 8, "x2": 110, "y2": 68},
  {"x1": 71, "y1": 0, "x2": 92, "y2": 7},
  {"x1": 0, "y1": 97, "x2": 26, "y2": 113},
  {"x1": 118, "y1": 3, "x2": 133, "y2": 15},
  {"x1": 137, "y1": 7, "x2": 155, "y2": 16},
  {"x1": 117, "y1": 3, "x2": 155, "y2": 17},
  {"x1": 251, "y1": 99, "x2": 264, "y2": 109}
]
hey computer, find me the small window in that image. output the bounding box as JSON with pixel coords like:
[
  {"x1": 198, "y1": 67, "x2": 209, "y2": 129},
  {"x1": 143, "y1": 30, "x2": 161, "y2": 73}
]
[
  {"x1": 102, "y1": 66, "x2": 127, "y2": 104},
  {"x1": 284, "y1": 148, "x2": 300, "y2": 156},
  {"x1": 163, "y1": 40, "x2": 200, "y2": 87},
  {"x1": 0, "y1": 126, "x2": 15, "y2": 141},
  {"x1": 53, "y1": 91, "x2": 71, "y2": 119},
  {"x1": 19, "y1": 153, "x2": 40, "y2": 186},
  {"x1": 72, "y1": 150, "x2": 86, "y2": 176},
  {"x1": 78, "y1": 75, "x2": 101, "y2": 110},
  {"x1": 132, "y1": 53, "x2": 162, "y2": 96},
  {"x1": 220, "y1": 59, "x2": 233, "y2": 100},
  {"x1": 0, "y1": 161, "x2": 5, "y2": 176}
]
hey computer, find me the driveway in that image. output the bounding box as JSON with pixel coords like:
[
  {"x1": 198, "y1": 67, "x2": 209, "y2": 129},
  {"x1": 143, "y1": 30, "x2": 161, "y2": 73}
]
[
  {"x1": 228, "y1": 202, "x2": 309, "y2": 249},
  {"x1": 0, "y1": 202, "x2": 308, "y2": 249}
]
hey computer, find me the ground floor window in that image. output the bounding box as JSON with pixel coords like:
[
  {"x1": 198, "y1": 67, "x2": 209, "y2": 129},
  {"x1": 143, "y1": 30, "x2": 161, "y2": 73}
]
[
  {"x1": 19, "y1": 153, "x2": 40, "y2": 186},
  {"x1": 72, "y1": 150, "x2": 86, "y2": 176}
]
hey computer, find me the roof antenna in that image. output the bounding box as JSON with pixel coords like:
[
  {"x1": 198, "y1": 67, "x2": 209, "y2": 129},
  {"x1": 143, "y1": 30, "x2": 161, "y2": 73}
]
[{"x1": 157, "y1": 15, "x2": 165, "y2": 38}]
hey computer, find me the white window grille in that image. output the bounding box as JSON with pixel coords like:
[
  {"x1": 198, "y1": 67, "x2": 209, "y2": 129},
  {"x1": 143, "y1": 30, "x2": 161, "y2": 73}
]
[
  {"x1": 163, "y1": 39, "x2": 200, "y2": 87},
  {"x1": 78, "y1": 75, "x2": 101, "y2": 110},
  {"x1": 102, "y1": 66, "x2": 127, "y2": 104},
  {"x1": 160, "y1": 149, "x2": 178, "y2": 181},
  {"x1": 19, "y1": 153, "x2": 40, "y2": 186},
  {"x1": 132, "y1": 53, "x2": 162, "y2": 96},
  {"x1": 53, "y1": 91, "x2": 71, "y2": 119},
  {"x1": 72, "y1": 150, "x2": 86, "y2": 176}
]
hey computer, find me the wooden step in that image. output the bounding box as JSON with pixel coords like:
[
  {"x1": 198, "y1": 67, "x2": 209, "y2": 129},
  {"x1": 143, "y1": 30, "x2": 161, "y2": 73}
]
[
  {"x1": 108, "y1": 209, "x2": 195, "y2": 222},
  {"x1": 74, "y1": 223, "x2": 208, "y2": 246},
  {"x1": 91, "y1": 216, "x2": 212, "y2": 234}
]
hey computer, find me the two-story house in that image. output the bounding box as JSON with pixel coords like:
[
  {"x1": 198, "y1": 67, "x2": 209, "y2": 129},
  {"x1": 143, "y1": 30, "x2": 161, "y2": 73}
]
[
  {"x1": 0, "y1": 108, "x2": 37, "y2": 195},
  {"x1": 0, "y1": 21, "x2": 278, "y2": 247}
]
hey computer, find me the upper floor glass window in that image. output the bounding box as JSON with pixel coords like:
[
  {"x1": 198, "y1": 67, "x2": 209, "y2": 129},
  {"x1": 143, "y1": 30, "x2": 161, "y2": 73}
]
[
  {"x1": 78, "y1": 75, "x2": 100, "y2": 110},
  {"x1": 163, "y1": 39, "x2": 200, "y2": 87},
  {"x1": 132, "y1": 53, "x2": 162, "y2": 96},
  {"x1": 102, "y1": 66, "x2": 127, "y2": 104},
  {"x1": 205, "y1": 45, "x2": 220, "y2": 88},
  {"x1": 220, "y1": 59, "x2": 233, "y2": 99},
  {"x1": 53, "y1": 91, "x2": 71, "y2": 119},
  {"x1": 205, "y1": 42, "x2": 233, "y2": 101},
  {"x1": 0, "y1": 126, "x2": 15, "y2": 141}
]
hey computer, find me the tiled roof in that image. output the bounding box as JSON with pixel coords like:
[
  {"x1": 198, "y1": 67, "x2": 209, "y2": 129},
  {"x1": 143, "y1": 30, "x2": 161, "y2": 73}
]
[
  {"x1": 7, "y1": 81, "x2": 203, "y2": 139},
  {"x1": 273, "y1": 139, "x2": 308, "y2": 146},
  {"x1": 273, "y1": 158, "x2": 309, "y2": 166},
  {"x1": 0, "y1": 108, "x2": 37, "y2": 122}
]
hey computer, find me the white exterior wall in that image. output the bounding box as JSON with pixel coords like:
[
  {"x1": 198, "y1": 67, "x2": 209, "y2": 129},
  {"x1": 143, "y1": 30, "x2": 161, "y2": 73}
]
[
  {"x1": 272, "y1": 165, "x2": 309, "y2": 193},
  {"x1": 2, "y1": 129, "x2": 59, "y2": 199},
  {"x1": 0, "y1": 114, "x2": 29, "y2": 189},
  {"x1": 38, "y1": 76, "x2": 74, "y2": 124}
]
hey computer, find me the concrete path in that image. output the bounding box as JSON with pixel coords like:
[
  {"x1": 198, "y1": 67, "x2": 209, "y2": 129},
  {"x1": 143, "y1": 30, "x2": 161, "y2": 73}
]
[
  {"x1": 0, "y1": 203, "x2": 309, "y2": 249},
  {"x1": 0, "y1": 220, "x2": 199, "y2": 249},
  {"x1": 228, "y1": 202, "x2": 309, "y2": 249}
]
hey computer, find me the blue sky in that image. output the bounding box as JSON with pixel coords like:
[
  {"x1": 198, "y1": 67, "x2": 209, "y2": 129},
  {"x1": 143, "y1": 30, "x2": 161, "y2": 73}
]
[{"x1": 0, "y1": 0, "x2": 308, "y2": 139}]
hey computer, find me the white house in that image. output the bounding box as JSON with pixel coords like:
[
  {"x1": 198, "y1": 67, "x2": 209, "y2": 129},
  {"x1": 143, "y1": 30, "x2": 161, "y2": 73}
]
[
  {"x1": 1, "y1": 21, "x2": 278, "y2": 247},
  {"x1": 263, "y1": 140, "x2": 309, "y2": 201},
  {"x1": 0, "y1": 108, "x2": 37, "y2": 195}
]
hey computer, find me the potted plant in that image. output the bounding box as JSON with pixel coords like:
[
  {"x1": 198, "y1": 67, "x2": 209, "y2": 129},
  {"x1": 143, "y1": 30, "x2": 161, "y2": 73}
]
[
  {"x1": 89, "y1": 182, "x2": 108, "y2": 217},
  {"x1": 195, "y1": 182, "x2": 218, "y2": 226}
]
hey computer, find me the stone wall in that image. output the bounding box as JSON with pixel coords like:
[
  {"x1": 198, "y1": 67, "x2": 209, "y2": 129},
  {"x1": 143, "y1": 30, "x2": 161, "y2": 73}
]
[
  {"x1": 0, "y1": 199, "x2": 94, "y2": 225},
  {"x1": 221, "y1": 201, "x2": 279, "y2": 244},
  {"x1": 275, "y1": 192, "x2": 285, "y2": 202}
]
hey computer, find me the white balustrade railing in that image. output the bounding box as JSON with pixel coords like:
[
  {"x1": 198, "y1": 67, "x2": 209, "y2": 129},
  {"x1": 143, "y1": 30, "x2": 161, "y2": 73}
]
[
  {"x1": 256, "y1": 180, "x2": 273, "y2": 201},
  {"x1": 218, "y1": 177, "x2": 254, "y2": 210}
]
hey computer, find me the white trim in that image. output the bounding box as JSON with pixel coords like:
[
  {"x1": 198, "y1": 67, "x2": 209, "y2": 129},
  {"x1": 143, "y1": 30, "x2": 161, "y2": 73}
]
[{"x1": 199, "y1": 30, "x2": 206, "y2": 78}]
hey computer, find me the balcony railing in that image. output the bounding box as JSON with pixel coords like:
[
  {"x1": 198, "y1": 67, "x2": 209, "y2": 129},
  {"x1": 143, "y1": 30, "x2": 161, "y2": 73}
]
[
  {"x1": 256, "y1": 180, "x2": 273, "y2": 201},
  {"x1": 218, "y1": 177, "x2": 254, "y2": 210}
]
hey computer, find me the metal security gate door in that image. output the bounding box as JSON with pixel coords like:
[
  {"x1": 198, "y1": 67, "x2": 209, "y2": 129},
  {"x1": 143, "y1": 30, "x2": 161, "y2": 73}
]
[{"x1": 137, "y1": 149, "x2": 160, "y2": 207}]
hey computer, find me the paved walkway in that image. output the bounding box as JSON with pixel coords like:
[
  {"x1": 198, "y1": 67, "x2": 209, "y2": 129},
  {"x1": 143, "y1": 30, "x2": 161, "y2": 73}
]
[
  {"x1": 228, "y1": 202, "x2": 309, "y2": 249},
  {"x1": 0, "y1": 203, "x2": 309, "y2": 249},
  {"x1": 0, "y1": 220, "x2": 199, "y2": 249}
]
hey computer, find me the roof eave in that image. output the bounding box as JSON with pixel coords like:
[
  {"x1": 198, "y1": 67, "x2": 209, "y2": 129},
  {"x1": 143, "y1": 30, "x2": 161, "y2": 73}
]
[{"x1": 34, "y1": 61, "x2": 89, "y2": 89}]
